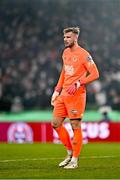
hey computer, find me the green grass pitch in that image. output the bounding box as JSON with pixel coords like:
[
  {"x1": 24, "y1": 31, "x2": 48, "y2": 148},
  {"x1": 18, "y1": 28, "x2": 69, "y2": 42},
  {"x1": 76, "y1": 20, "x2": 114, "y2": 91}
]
[{"x1": 0, "y1": 143, "x2": 120, "y2": 179}]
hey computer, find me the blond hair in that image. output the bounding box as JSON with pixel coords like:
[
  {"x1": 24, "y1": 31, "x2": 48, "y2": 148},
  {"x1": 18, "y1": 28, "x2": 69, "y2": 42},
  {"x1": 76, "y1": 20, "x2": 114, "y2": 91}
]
[{"x1": 63, "y1": 27, "x2": 80, "y2": 36}]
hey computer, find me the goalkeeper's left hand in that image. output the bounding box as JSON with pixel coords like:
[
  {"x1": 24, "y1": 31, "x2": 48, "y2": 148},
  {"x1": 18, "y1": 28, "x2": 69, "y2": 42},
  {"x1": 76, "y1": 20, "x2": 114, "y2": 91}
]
[{"x1": 66, "y1": 81, "x2": 81, "y2": 95}]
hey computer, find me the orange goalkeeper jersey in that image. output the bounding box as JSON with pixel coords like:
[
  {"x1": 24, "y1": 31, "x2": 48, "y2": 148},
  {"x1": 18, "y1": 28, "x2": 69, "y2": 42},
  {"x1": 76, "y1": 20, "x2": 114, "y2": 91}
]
[{"x1": 56, "y1": 46, "x2": 99, "y2": 96}]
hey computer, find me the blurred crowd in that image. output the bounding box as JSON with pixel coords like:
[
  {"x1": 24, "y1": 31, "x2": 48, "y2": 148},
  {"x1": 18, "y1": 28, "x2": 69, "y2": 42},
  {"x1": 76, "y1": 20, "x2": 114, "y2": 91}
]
[{"x1": 0, "y1": 0, "x2": 120, "y2": 112}]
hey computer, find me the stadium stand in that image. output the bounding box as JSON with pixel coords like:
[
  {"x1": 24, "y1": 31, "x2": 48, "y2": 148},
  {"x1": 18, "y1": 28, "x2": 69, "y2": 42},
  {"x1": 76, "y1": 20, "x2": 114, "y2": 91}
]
[{"x1": 0, "y1": 0, "x2": 120, "y2": 111}]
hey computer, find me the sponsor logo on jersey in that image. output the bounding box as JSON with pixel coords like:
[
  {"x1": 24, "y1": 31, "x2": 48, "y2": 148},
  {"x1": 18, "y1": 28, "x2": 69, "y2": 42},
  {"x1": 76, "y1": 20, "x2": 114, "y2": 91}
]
[{"x1": 64, "y1": 65, "x2": 74, "y2": 75}]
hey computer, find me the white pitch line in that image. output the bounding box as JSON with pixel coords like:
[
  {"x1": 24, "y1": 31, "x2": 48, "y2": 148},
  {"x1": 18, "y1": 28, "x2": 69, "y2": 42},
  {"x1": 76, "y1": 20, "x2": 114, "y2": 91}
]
[{"x1": 0, "y1": 155, "x2": 119, "y2": 163}]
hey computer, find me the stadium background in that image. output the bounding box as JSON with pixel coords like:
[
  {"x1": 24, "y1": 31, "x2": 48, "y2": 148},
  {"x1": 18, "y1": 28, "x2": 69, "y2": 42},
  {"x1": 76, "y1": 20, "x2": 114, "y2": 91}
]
[
  {"x1": 0, "y1": 0, "x2": 120, "y2": 178},
  {"x1": 0, "y1": 0, "x2": 120, "y2": 143},
  {"x1": 0, "y1": 0, "x2": 120, "y2": 112}
]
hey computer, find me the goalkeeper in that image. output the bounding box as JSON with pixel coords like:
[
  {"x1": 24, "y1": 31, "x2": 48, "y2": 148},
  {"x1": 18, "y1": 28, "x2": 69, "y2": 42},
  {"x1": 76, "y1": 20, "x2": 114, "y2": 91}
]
[{"x1": 51, "y1": 27, "x2": 99, "y2": 169}]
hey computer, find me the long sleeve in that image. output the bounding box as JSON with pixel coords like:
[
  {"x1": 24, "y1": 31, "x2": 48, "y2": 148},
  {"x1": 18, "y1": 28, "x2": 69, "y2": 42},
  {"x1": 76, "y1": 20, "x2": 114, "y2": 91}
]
[
  {"x1": 55, "y1": 67, "x2": 65, "y2": 92},
  {"x1": 80, "y1": 57, "x2": 99, "y2": 85}
]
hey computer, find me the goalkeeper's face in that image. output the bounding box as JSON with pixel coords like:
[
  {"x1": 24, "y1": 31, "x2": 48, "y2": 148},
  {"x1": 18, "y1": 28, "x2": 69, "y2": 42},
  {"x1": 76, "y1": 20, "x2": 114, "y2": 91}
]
[{"x1": 64, "y1": 32, "x2": 77, "y2": 48}]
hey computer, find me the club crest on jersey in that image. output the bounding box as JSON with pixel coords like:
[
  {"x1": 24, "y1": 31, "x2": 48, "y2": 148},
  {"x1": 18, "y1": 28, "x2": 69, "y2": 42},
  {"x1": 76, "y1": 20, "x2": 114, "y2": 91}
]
[
  {"x1": 86, "y1": 55, "x2": 94, "y2": 64},
  {"x1": 72, "y1": 56, "x2": 78, "y2": 62}
]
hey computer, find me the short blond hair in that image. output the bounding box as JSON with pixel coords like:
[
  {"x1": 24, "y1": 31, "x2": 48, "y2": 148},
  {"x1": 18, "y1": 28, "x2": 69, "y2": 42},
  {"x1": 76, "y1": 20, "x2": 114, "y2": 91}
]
[{"x1": 63, "y1": 27, "x2": 80, "y2": 36}]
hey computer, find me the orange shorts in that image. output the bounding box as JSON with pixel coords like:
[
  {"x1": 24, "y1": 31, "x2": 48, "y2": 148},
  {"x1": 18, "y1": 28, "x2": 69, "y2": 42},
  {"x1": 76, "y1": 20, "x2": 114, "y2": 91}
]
[{"x1": 53, "y1": 93, "x2": 86, "y2": 119}]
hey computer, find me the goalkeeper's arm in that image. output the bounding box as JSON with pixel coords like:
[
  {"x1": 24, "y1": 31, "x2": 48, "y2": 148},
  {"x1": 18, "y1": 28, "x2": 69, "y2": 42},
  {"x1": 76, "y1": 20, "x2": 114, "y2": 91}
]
[
  {"x1": 66, "y1": 63, "x2": 99, "y2": 95},
  {"x1": 51, "y1": 68, "x2": 65, "y2": 106}
]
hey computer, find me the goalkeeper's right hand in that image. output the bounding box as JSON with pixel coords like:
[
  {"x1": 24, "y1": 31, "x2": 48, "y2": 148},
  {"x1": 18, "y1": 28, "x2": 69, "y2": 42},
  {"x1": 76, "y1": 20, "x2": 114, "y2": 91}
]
[{"x1": 51, "y1": 91, "x2": 59, "y2": 106}]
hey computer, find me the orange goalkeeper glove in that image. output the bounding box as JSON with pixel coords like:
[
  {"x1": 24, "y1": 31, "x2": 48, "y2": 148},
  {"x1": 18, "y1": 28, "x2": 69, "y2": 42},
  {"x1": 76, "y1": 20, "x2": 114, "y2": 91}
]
[
  {"x1": 66, "y1": 81, "x2": 81, "y2": 95},
  {"x1": 51, "y1": 91, "x2": 59, "y2": 106}
]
